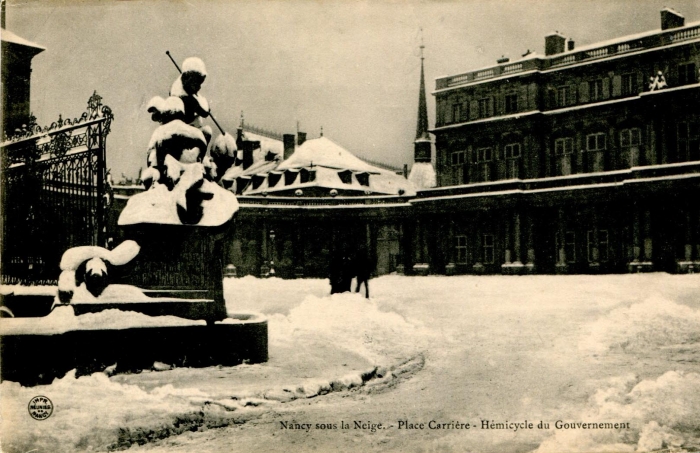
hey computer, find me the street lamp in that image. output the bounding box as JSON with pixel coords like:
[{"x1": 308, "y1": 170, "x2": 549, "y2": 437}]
[{"x1": 269, "y1": 229, "x2": 276, "y2": 276}]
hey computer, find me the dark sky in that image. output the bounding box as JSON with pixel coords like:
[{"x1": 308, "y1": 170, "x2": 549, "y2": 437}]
[{"x1": 7, "y1": 0, "x2": 700, "y2": 179}]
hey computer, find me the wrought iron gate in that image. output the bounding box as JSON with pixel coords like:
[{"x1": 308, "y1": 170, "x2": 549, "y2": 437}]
[{"x1": 1, "y1": 92, "x2": 113, "y2": 284}]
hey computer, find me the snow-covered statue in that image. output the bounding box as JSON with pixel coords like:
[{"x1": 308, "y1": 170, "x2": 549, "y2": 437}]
[
  {"x1": 57, "y1": 240, "x2": 140, "y2": 302},
  {"x1": 108, "y1": 56, "x2": 239, "y2": 321},
  {"x1": 648, "y1": 70, "x2": 668, "y2": 92},
  {"x1": 120, "y1": 56, "x2": 237, "y2": 226},
  {"x1": 169, "y1": 57, "x2": 210, "y2": 127}
]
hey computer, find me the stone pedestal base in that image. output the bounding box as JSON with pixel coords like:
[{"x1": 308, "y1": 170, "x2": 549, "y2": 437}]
[
  {"x1": 412, "y1": 263, "x2": 430, "y2": 276},
  {"x1": 555, "y1": 263, "x2": 569, "y2": 274},
  {"x1": 627, "y1": 261, "x2": 653, "y2": 273},
  {"x1": 445, "y1": 263, "x2": 456, "y2": 276},
  {"x1": 294, "y1": 266, "x2": 305, "y2": 278},
  {"x1": 588, "y1": 262, "x2": 601, "y2": 274},
  {"x1": 396, "y1": 264, "x2": 405, "y2": 275},
  {"x1": 472, "y1": 263, "x2": 486, "y2": 275},
  {"x1": 1, "y1": 312, "x2": 268, "y2": 386},
  {"x1": 676, "y1": 261, "x2": 700, "y2": 274},
  {"x1": 501, "y1": 262, "x2": 524, "y2": 275}
]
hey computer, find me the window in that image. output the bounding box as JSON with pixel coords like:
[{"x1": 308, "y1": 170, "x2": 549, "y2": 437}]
[
  {"x1": 478, "y1": 98, "x2": 492, "y2": 118},
  {"x1": 677, "y1": 121, "x2": 700, "y2": 162},
  {"x1": 475, "y1": 147, "x2": 493, "y2": 182},
  {"x1": 678, "y1": 63, "x2": 698, "y2": 86},
  {"x1": 620, "y1": 128, "x2": 641, "y2": 147},
  {"x1": 620, "y1": 128, "x2": 642, "y2": 167},
  {"x1": 476, "y1": 147, "x2": 493, "y2": 162},
  {"x1": 557, "y1": 86, "x2": 570, "y2": 107},
  {"x1": 504, "y1": 143, "x2": 521, "y2": 179},
  {"x1": 451, "y1": 151, "x2": 466, "y2": 166},
  {"x1": 565, "y1": 232, "x2": 576, "y2": 263},
  {"x1": 452, "y1": 104, "x2": 462, "y2": 123},
  {"x1": 455, "y1": 235, "x2": 468, "y2": 264},
  {"x1": 505, "y1": 93, "x2": 518, "y2": 114},
  {"x1": 589, "y1": 79, "x2": 604, "y2": 101},
  {"x1": 554, "y1": 137, "x2": 574, "y2": 155},
  {"x1": 483, "y1": 234, "x2": 494, "y2": 264},
  {"x1": 587, "y1": 230, "x2": 609, "y2": 263},
  {"x1": 504, "y1": 143, "x2": 521, "y2": 159},
  {"x1": 621, "y1": 73, "x2": 638, "y2": 96},
  {"x1": 586, "y1": 133, "x2": 606, "y2": 152}
]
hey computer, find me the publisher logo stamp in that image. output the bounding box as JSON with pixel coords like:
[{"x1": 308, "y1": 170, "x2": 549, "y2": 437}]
[{"x1": 28, "y1": 396, "x2": 53, "y2": 420}]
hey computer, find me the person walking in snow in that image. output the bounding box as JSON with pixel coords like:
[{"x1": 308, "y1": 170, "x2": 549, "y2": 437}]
[
  {"x1": 354, "y1": 248, "x2": 371, "y2": 299},
  {"x1": 329, "y1": 250, "x2": 353, "y2": 294}
]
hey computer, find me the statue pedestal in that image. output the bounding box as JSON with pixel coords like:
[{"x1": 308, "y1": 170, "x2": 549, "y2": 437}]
[{"x1": 117, "y1": 222, "x2": 234, "y2": 321}]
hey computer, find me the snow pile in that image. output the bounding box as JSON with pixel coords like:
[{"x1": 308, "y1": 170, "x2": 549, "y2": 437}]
[
  {"x1": 534, "y1": 371, "x2": 700, "y2": 452},
  {"x1": 224, "y1": 276, "x2": 329, "y2": 314},
  {"x1": 581, "y1": 295, "x2": 700, "y2": 353},
  {"x1": 0, "y1": 305, "x2": 204, "y2": 335},
  {"x1": 266, "y1": 291, "x2": 428, "y2": 364},
  {"x1": 0, "y1": 371, "x2": 213, "y2": 453}
]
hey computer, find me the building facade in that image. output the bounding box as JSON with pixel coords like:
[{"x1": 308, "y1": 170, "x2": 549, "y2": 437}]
[
  {"x1": 111, "y1": 8, "x2": 700, "y2": 280},
  {"x1": 418, "y1": 8, "x2": 700, "y2": 275}
]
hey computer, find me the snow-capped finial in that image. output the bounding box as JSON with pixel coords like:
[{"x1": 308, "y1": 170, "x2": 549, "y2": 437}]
[{"x1": 182, "y1": 57, "x2": 207, "y2": 76}]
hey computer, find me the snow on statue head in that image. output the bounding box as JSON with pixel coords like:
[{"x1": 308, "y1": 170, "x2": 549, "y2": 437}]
[{"x1": 120, "y1": 56, "x2": 238, "y2": 227}]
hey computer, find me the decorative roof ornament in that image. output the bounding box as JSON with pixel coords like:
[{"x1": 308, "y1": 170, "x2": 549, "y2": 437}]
[
  {"x1": 648, "y1": 70, "x2": 668, "y2": 91},
  {"x1": 415, "y1": 28, "x2": 430, "y2": 142}
]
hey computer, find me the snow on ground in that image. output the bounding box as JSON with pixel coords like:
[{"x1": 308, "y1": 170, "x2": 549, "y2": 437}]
[{"x1": 2, "y1": 274, "x2": 700, "y2": 453}]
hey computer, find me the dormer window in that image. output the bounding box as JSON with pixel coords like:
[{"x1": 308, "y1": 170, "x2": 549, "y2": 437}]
[
  {"x1": 299, "y1": 168, "x2": 316, "y2": 183},
  {"x1": 355, "y1": 172, "x2": 370, "y2": 187},
  {"x1": 338, "y1": 170, "x2": 353, "y2": 184},
  {"x1": 267, "y1": 172, "x2": 282, "y2": 187}
]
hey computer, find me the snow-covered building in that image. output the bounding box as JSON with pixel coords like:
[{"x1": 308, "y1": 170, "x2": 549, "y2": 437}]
[
  {"x1": 220, "y1": 123, "x2": 416, "y2": 279},
  {"x1": 419, "y1": 8, "x2": 700, "y2": 275},
  {"x1": 1, "y1": 26, "x2": 45, "y2": 137}
]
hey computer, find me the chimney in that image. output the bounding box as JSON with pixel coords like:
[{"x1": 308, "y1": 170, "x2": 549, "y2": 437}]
[
  {"x1": 661, "y1": 8, "x2": 684, "y2": 30},
  {"x1": 240, "y1": 141, "x2": 258, "y2": 170},
  {"x1": 297, "y1": 131, "x2": 307, "y2": 146},
  {"x1": 545, "y1": 32, "x2": 566, "y2": 56},
  {"x1": 567, "y1": 39, "x2": 575, "y2": 51},
  {"x1": 283, "y1": 134, "x2": 295, "y2": 160},
  {"x1": 403, "y1": 164, "x2": 408, "y2": 178},
  {"x1": 497, "y1": 56, "x2": 509, "y2": 64}
]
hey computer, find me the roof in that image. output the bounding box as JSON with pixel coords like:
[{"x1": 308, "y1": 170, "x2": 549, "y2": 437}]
[
  {"x1": 435, "y1": 18, "x2": 700, "y2": 92},
  {"x1": 276, "y1": 136, "x2": 385, "y2": 173},
  {"x1": 222, "y1": 136, "x2": 416, "y2": 197},
  {"x1": 1, "y1": 28, "x2": 45, "y2": 55},
  {"x1": 241, "y1": 129, "x2": 284, "y2": 160}
]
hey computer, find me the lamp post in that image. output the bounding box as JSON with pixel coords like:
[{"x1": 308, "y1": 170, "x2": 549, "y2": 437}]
[{"x1": 269, "y1": 229, "x2": 276, "y2": 276}]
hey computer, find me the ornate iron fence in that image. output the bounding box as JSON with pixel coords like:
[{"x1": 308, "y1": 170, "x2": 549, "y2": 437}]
[{"x1": 1, "y1": 92, "x2": 113, "y2": 284}]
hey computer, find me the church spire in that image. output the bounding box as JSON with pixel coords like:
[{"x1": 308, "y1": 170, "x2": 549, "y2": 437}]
[{"x1": 415, "y1": 29, "x2": 429, "y2": 141}]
